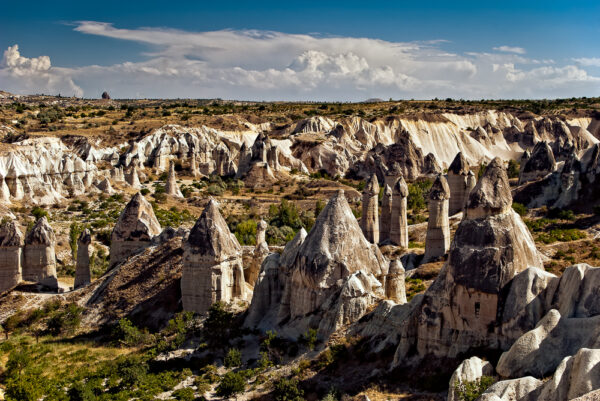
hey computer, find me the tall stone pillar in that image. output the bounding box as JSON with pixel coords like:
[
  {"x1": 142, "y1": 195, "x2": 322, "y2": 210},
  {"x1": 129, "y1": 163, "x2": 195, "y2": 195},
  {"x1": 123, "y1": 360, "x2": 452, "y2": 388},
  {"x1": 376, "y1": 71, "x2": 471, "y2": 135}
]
[
  {"x1": 390, "y1": 175, "x2": 409, "y2": 248},
  {"x1": 380, "y1": 184, "x2": 392, "y2": 243},
  {"x1": 166, "y1": 161, "x2": 183, "y2": 198},
  {"x1": 0, "y1": 221, "x2": 23, "y2": 293},
  {"x1": 74, "y1": 229, "x2": 92, "y2": 289},
  {"x1": 447, "y1": 152, "x2": 470, "y2": 215},
  {"x1": 424, "y1": 174, "x2": 451, "y2": 263},
  {"x1": 385, "y1": 259, "x2": 407, "y2": 304},
  {"x1": 361, "y1": 174, "x2": 380, "y2": 244},
  {"x1": 23, "y1": 217, "x2": 58, "y2": 289}
]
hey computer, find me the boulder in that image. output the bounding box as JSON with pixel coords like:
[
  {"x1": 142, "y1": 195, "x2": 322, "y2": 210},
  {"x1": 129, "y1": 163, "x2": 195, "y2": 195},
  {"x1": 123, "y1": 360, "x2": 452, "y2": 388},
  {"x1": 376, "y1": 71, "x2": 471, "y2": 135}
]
[{"x1": 448, "y1": 356, "x2": 494, "y2": 401}]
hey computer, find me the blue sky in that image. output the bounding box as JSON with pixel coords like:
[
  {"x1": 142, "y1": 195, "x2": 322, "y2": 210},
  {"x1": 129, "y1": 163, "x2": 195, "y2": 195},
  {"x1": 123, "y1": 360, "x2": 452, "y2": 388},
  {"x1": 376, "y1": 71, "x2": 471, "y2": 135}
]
[{"x1": 2, "y1": 0, "x2": 600, "y2": 100}]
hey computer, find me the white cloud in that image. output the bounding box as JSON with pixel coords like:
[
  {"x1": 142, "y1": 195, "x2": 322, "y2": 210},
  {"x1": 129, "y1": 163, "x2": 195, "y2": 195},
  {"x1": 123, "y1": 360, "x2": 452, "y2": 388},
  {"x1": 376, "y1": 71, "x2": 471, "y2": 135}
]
[
  {"x1": 493, "y1": 45, "x2": 526, "y2": 55},
  {"x1": 573, "y1": 57, "x2": 600, "y2": 67},
  {"x1": 1, "y1": 23, "x2": 599, "y2": 100}
]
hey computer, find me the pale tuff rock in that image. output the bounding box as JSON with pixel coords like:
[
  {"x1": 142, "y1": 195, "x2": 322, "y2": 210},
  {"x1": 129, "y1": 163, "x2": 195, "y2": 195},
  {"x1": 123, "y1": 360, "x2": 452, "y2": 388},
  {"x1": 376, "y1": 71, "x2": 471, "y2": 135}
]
[
  {"x1": 392, "y1": 158, "x2": 542, "y2": 362},
  {"x1": 384, "y1": 162, "x2": 403, "y2": 188},
  {"x1": 447, "y1": 152, "x2": 471, "y2": 215},
  {"x1": 423, "y1": 174, "x2": 450, "y2": 263},
  {"x1": 274, "y1": 228, "x2": 307, "y2": 325},
  {"x1": 256, "y1": 219, "x2": 267, "y2": 245},
  {"x1": 390, "y1": 176, "x2": 409, "y2": 248},
  {"x1": 23, "y1": 217, "x2": 58, "y2": 289},
  {"x1": 465, "y1": 158, "x2": 513, "y2": 219},
  {"x1": 379, "y1": 184, "x2": 392, "y2": 243},
  {"x1": 96, "y1": 177, "x2": 115, "y2": 195},
  {"x1": 245, "y1": 220, "x2": 269, "y2": 287},
  {"x1": 111, "y1": 166, "x2": 125, "y2": 182},
  {"x1": 385, "y1": 259, "x2": 406, "y2": 304},
  {"x1": 518, "y1": 141, "x2": 556, "y2": 184},
  {"x1": 361, "y1": 174, "x2": 380, "y2": 244},
  {"x1": 277, "y1": 190, "x2": 387, "y2": 337},
  {"x1": 74, "y1": 229, "x2": 92, "y2": 289},
  {"x1": 478, "y1": 377, "x2": 543, "y2": 401},
  {"x1": 165, "y1": 161, "x2": 183, "y2": 198},
  {"x1": 109, "y1": 193, "x2": 161, "y2": 267},
  {"x1": 243, "y1": 162, "x2": 277, "y2": 190},
  {"x1": 487, "y1": 348, "x2": 600, "y2": 401},
  {"x1": 125, "y1": 166, "x2": 142, "y2": 189},
  {"x1": 190, "y1": 153, "x2": 199, "y2": 178},
  {"x1": 466, "y1": 170, "x2": 476, "y2": 196},
  {"x1": 181, "y1": 200, "x2": 246, "y2": 314},
  {"x1": 0, "y1": 220, "x2": 23, "y2": 293},
  {"x1": 423, "y1": 152, "x2": 442, "y2": 175},
  {"x1": 0, "y1": 178, "x2": 11, "y2": 203},
  {"x1": 448, "y1": 356, "x2": 494, "y2": 401}
]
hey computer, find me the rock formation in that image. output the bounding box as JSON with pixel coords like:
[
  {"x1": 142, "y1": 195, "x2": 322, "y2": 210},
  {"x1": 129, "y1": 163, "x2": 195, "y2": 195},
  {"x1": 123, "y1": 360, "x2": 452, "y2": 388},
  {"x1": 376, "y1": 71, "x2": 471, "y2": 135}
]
[
  {"x1": 74, "y1": 229, "x2": 92, "y2": 289},
  {"x1": 109, "y1": 193, "x2": 161, "y2": 267},
  {"x1": 190, "y1": 153, "x2": 199, "y2": 178},
  {"x1": 423, "y1": 174, "x2": 451, "y2": 262},
  {"x1": 384, "y1": 162, "x2": 403, "y2": 188},
  {"x1": 245, "y1": 219, "x2": 269, "y2": 286},
  {"x1": 181, "y1": 200, "x2": 246, "y2": 314},
  {"x1": 125, "y1": 165, "x2": 142, "y2": 189},
  {"x1": 165, "y1": 161, "x2": 183, "y2": 198},
  {"x1": 380, "y1": 184, "x2": 392, "y2": 243},
  {"x1": 385, "y1": 259, "x2": 406, "y2": 304},
  {"x1": 390, "y1": 176, "x2": 408, "y2": 248},
  {"x1": 23, "y1": 217, "x2": 58, "y2": 289},
  {"x1": 391, "y1": 157, "x2": 543, "y2": 363},
  {"x1": 423, "y1": 152, "x2": 443, "y2": 176},
  {"x1": 0, "y1": 220, "x2": 23, "y2": 293},
  {"x1": 360, "y1": 174, "x2": 380, "y2": 244},
  {"x1": 101, "y1": 91, "x2": 110, "y2": 100},
  {"x1": 518, "y1": 141, "x2": 556, "y2": 184},
  {"x1": 448, "y1": 357, "x2": 494, "y2": 401},
  {"x1": 96, "y1": 177, "x2": 115, "y2": 195},
  {"x1": 447, "y1": 152, "x2": 470, "y2": 215},
  {"x1": 275, "y1": 190, "x2": 387, "y2": 338}
]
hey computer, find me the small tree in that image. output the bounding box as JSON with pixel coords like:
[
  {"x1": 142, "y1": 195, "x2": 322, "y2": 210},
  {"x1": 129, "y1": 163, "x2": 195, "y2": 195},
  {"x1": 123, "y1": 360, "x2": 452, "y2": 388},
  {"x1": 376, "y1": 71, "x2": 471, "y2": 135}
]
[
  {"x1": 273, "y1": 378, "x2": 304, "y2": 401},
  {"x1": 454, "y1": 376, "x2": 495, "y2": 401},
  {"x1": 216, "y1": 372, "x2": 245, "y2": 397},
  {"x1": 224, "y1": 348, "x2": 242, "y2": 368}
]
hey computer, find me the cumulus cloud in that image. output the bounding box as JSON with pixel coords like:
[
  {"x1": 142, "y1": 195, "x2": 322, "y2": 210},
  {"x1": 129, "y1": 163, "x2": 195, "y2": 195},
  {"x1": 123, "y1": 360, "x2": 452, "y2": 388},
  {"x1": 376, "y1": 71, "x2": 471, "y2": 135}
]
[
  {"x1": 493, "y1": 45, "x2": 526, "y2": 55},
  {"x1": 1, "y1": 22, "x2": 599, "y2": 100}
]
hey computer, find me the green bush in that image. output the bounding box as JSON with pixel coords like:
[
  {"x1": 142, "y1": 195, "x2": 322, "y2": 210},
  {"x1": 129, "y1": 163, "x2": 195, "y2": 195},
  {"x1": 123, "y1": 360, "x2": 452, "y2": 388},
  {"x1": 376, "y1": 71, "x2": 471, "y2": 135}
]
[
  {"x1": 207, "y1": 184, "x2": 224, "y2": 196},
  {"x1": 111, "y1": 318, "x2": 154, "y2": 347},
  {"x1": 234, "y1": 219, "x2": 257, "y2": 246},
  {"x1": 203, "y1": 302, "x2": 234, "y2": 347},
  {"x1": 273, "y1": 378, "x2": 305, "y2": 401},
  {"x1": 407, "y1": 179, "x2": 432, "y2": 211},
  {"x1": 507, "y1": 159, "x2": 520, "y2": 178},
  {"x1": 31, "y1": 207, "x2": 48, "y2": 220},
  {"x1": 512, "y1": 202, "x2": 527, "y2": 216},
  {"x1": 454, "y1": 376, "x2": 495, "y2": 401},
  {"x1": 269, "y1": 199, "x2": 303, "y2": 229},
  {"x1": 47, "y1": 303, "x2": 83, "y2": 336},
  {"x1": 172, "y1": 387, "x2": 195, "y2": 401},
  {"x1": 299, "y1": 328, "x2": 318, "y2": 350},
  {"x1": 224, "y1": 348, "x2": 242, "y2": 368},
  {"x1": 216, "y1": 372, "x2": 245, "y2": 397}
]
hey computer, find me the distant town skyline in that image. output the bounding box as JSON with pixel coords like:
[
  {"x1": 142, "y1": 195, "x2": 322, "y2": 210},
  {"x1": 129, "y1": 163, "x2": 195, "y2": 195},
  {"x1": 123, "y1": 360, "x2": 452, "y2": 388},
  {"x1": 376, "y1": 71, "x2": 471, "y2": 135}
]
[{"x1": 2, "y1": 0, "x2": 600, "y2": 100}]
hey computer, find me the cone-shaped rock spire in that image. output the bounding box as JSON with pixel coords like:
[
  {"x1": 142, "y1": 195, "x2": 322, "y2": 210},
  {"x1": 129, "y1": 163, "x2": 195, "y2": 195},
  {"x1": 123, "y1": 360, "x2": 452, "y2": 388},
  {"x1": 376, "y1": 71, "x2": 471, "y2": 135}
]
[{"x1": 361, "y1": 174, "x2": 380, "y2": 244}]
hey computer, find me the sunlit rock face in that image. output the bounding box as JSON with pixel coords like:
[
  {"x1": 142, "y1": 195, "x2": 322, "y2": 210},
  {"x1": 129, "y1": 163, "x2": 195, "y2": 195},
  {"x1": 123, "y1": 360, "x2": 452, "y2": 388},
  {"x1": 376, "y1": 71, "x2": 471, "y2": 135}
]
[
  {"x1": 23, "y1": 216, "x2": 58, "y2": 289},
  {"x1": 181, "y1": 200, "x2": 246, "y2": 314},
  {"x1": 392, "y1": 158, "x2": 543, "y2": 363},
  {"x1": 518, "y1": 141, "x2": 556, "y2": 184},
  {"x1": 74, "y1": 229, "x2": 92, "y2": 289},
  {"x1": 109, "y1": 193, "x2": 161, "y2": 267},
  {"x1": 361, "y1": 173, "x2": 380, "y2": 244},
  {"x1": 390, "y1": 176, "x2": 408, "y2": 248},
  {"x1": 0, "y1": 220, "x2": 23, "y2": 293}
]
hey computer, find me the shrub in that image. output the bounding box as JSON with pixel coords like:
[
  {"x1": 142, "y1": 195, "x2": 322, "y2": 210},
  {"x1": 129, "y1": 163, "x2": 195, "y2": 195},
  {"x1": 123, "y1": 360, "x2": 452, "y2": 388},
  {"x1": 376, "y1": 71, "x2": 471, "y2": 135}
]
[
  {"x1": 203, "y1": 302, "x2": 234, "y2": 346},
  {"x1": 47, "y1": 303, "x2": 83, "y2": 335},
  {"x1": 234, "y1": 219, "x2": 257, "y2": 246},
  {"x1": 273, "y1": 378, "x2": 305, "y2": 401},
  {"x1": 299, "y1": 328, "x2": 318, "y2": 350},
  {"x1": 69, "y1": 222, "x2": 84, "y2": 259},
  {"x1": 407, "y1": 179, "x2": 432, "y2": 211},
  {"x1": 31, "y1": 206, "x2": 48, "y2": 220},
  {"x1": 507, "y1": 159, "x2": 520, "y2": 178},
  {"x1": 547, "y1": 208, "x2": 575, "y2": 221},
  {"x1": 224, "y1": 348, "x2": 242, "y2": 368},
  {"x1": 216, "y1": 372, "x2": 245, "y2": 397},
  {"x1": 207, "y1": 184, "x2": 224, "y2": 196},
  {"x1": 111, "y1": 318, "x2": 153, "y2": 347},
  {"x1": 269, "y1": 200, "x2": 303, "y2": 229},
  {"x1": 512, "y1": 202, "x2": 527, "y2": 216},
  {"x1": 454, "y1": 376, "x2": 495, "y2": 401},
  {"x1": 172, "y1": 387, "x2": 195, "y2": 401}
]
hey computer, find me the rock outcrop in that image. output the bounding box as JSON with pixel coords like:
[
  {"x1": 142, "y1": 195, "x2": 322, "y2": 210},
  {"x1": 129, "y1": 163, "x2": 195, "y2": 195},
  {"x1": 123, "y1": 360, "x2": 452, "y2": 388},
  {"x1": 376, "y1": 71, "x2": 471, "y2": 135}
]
[
  {"x1": 448, "y1": 356, "x2": 494, "y2": 401},
  {"x1": 361, "y1": 174, "x2": 380, "y2": 244},
  {"x1": 272, "y1": 190, "x2": 388, "y2": 338},
  {"x1": 0, "y1": 220, "x2": 23, "y2": 293},
  {"x1": 518, "y1": 141, "x2": 556, "y2": 184},
  {"x1": 165, "y1": 161, "x2": 183, "y2": 198},
  {"x1": 390, "y1": 176, "x2": 408, "y2": 248},
  {"x1": 96, "y1": 177, "x2": 115, "y2": 195},
  {"x1": 109, "y1": 193, "x2": 161, "y2": 267},
  {"x1": 74, "y1": 229, "x2": 92, "y2": 289},
  {"x1": 181, "y1": 200, "x2": 246, "y2": 314},
  {"x1": 380, "y1": 184, "x2": 392, "y2": 243},
  {"x1": 385, "y1": 259, "x2": 406, "y2": 304},
  {"x1": 23, "y1": 217, "x2": 58, "y2": 289},
  {"x1": 447, "y1": 152, "x2": 471, "y2": 215},
  {"x1": 125, "y1": 165, "x2": 142, "y2": 189},
  {"x1": 423, "y1": 174, "x2": 450, "y2": 263},
  {"x1": 245, "y1": 219, "x2": 269, "y2": 286}
]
